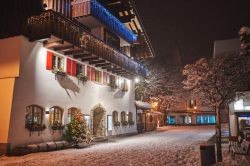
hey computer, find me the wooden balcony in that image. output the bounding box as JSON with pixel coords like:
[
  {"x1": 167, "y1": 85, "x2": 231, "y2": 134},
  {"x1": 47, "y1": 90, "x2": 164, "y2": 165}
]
[{"x1": 25, "y1": 10, "x2": 147, "y2": 78}]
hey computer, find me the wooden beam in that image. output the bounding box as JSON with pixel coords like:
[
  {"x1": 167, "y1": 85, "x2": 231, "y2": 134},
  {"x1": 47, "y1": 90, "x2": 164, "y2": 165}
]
[
  {"x1": 73, "y1": 53, "x2": 92, "y2": 59},
  {"x1": 51, "y1": 44, "x2": 74, "y2": 51},
  {"x1": 82, "y1": 57, "x2": 99, "y2": 62},
  {"x1": 43, "y1": 39, "x2": 64, "y2": 47},
  {"x1": 89, "y1": 60, "x2": 106, "y2": 65},
  {"x1": 63, "y1": 48, "x2": 83, "y2": 55},
  {"x1": 96, "y1": 63, "x2": 111, "y2": 67},
  {"x1": 119, "y1": 14, "x2": 135, "y2": 23}
]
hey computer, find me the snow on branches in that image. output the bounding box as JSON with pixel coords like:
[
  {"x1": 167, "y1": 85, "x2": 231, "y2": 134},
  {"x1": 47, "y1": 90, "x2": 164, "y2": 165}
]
[
  {"x1": 183, "y1": 53, "x2": 250, "y2": 108},
  {"x1": 135, "y1": 65, "x2": 186, "y2": 110}
]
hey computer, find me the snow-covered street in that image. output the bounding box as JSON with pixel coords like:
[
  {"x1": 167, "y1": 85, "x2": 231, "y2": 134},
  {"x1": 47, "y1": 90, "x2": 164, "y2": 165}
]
[{"x1": 0, "y1": 126, "x2": 215, "y2": 166}]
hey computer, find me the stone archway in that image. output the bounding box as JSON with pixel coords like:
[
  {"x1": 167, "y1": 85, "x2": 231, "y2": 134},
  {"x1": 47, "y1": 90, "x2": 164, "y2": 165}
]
[{"x1": 90, "y1": 104, "x2": 106, "y2": 137}]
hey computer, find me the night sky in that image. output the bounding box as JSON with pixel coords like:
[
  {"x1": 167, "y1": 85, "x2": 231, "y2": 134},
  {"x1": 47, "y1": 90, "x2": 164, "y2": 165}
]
[{"x1": 134, "y1": 0, "x2": 250, "y2": 65}]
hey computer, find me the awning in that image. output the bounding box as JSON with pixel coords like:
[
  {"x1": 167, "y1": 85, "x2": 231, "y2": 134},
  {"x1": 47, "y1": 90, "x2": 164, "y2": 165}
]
[{"x1": 135, "y1": 101, "x2": 153, "y2": 109}]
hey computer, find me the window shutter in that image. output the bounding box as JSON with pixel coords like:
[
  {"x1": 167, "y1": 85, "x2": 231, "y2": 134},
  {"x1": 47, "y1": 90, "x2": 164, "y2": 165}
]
[
  {"x1": 66, "y1": 58, "x2": 72, "y2": 75},
  {"x1": 82, "y1": 64, "x2": 85, "y2": 75},
  {"x1": 46, "y1": 51, "x2": 53, "y2": 70},
  {"x1": 72, "y1": 61, "x2": 77, "y2": 76},
  {"x1": 87, "y1": 66, "x2": 91, "y2": 80},
  {"x1": 91, "y1": 68, "x2": 95, "y2": 81}
]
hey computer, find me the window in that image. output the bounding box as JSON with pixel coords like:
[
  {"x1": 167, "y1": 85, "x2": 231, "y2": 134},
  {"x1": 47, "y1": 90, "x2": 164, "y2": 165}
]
[
  {"x1": 188, "y1": 100, "x2": 196, "y2": 109},
  {"x1": 68, "y1": 107, "x2": 80, "y2": 122},
  {"x1": 52, "y1": 55, "x2": 64, "y2": 70},
  {"x1": 168, "y1": 116, "x2": 176, "y2": 124},
  {"x1": 95, "y1": 70, "x2": 102, "y2": 83},
  {"x1": 103, "y1": 72, "x2": 108, "y2": 84},
  {"x1": 128, "y1": 112, "x2": 133, "y2": 123},
  {"x1": 112, "y1": 111, "x2": 119, "y2": 123},
  {"x1": 91, "y1": 67, "x2": 95, "y2": 81},
  {"x1": 121, "y1": 111, "x2": 126, "y2": 122},
  {"x1": 25, "y1": 105, "x2": 44, "y2": 127},
  {"x1": 76, "y1": 63, "x2": 85, "y2": 76},
  {"x1": 196, "y1": 116, "x2": 203, "y2": 124},
  {"x1": 109, "y1": 75, "x2": 117, "y2": 87},
  {"x1": 87, "y1": 66, "x2": 91, "y2": 80},
  {"x1": 46, "y1": 51, "x2": 65, "y2": 71},
  {"x1": 49, "y1": 106, "x2": 64, "y2": 126}
]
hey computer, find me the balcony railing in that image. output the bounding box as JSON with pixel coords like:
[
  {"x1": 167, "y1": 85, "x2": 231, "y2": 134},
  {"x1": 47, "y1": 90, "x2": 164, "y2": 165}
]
[
  {"x1": 71, "y1": 0, "x2": 137, "y2": 43},
  {"x1": 25, "y1": 10, "x2": 147, "y2": 78}
]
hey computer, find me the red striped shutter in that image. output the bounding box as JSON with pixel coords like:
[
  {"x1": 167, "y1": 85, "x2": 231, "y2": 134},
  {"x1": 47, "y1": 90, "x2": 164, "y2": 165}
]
[
  {"x1": 91, "y1": 68, "x2": 95, "y2": 81},
  {"x1": 87, "y1": 66, "x2": 91, "y2": 80},
  {"x1": 46, "y1": 51, "x2": 53, "y2": 70},
  {"x1": 72, "y1": 61, "x2": 77, "y2": 76},
  {"x1": 66, "y1": 58, "x2": 72, "y2": 75}
]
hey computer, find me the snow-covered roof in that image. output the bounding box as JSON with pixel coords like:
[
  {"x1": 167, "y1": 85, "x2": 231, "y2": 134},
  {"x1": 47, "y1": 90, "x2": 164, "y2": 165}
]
[{"x1": 135, "y1": 101, "x2": 153, "y2": 109}]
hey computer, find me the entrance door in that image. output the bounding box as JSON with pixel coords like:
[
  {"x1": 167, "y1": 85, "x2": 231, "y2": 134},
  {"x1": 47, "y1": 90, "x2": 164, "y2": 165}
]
[{"x1": 92, "y1": 107, "x2": 106, "y2": 137}]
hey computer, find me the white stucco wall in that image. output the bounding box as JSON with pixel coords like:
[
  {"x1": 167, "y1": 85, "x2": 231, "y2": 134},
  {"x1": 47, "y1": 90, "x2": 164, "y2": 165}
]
[{"x1": 8, "y1": 37, "x2": 137, "y2": 149}]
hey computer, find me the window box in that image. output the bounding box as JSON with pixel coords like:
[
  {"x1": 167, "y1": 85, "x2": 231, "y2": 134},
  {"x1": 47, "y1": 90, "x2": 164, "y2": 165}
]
[
  {"x1": 77, "y1": 73, "x2": 88, "y2": 82},
  {"x1": 121, "y1": 121, "x2": 128, "y2": 126},
  {"x1": 128, "y1": 121, "x2": 135, "y2": 126},
  {"x1": 113, "y1": 121, "x2": 120, "y2": 127},
  {"x1": 52, "y1": 67, "x2": 67, "y2": 77},
  {"x1": 51, "y1": 123, "x2": 65, "y2": 130},
  {"x1": 25, "y1": 123, "x2": 46, "y2": 132}
]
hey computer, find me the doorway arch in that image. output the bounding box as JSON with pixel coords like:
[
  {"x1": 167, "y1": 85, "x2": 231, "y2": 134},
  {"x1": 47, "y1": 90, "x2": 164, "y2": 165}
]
[{"x1": 90, "y1": 104, "x2": 106, "y2": 137}]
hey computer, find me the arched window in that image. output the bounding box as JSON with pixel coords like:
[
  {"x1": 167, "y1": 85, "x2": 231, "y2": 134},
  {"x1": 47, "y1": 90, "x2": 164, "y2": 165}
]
[
  {"x1": 49, "y1": 106, "x2": 63, "y2": 126},
  {"x1": 112, "y1": 111, "x2": 118, "y2": 123},
  {"x1": 68, "y1": 107, "x2": 80, "y2": 122},
  {"x1": 121, "y1": 111, "x2": 126, "y2": 122},
  {"x1": 128, "y1": 112, "x2": 133, "y2": 122},
  {"x1": 25, "y1": 105, "x2": 44, "y2": 127}
]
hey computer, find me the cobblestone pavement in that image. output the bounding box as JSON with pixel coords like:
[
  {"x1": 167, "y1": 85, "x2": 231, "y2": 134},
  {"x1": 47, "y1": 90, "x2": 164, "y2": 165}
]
[{"x1": 0, "y1": 126, "x2": 215, "y2": 166}]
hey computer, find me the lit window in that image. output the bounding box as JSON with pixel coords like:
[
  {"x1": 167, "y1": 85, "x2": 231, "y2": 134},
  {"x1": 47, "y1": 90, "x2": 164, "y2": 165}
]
[
  {"x1": 95, "y1": 70, "x2": 102, "y2": 83},
  {"x1": 49, "y1": 106, "x2": 63, "y2": 126},
  {"x1": 52, "y1": 55, "x2": 64, "y2": 70},
  {"x1": 25, "y1": 105, "x2": 44, "y2": 127}
]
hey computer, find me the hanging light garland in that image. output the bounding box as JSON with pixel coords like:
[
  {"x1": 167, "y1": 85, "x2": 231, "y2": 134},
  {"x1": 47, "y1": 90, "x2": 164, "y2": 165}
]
[{"x1": 91, "y1": 0, "x2": 137, "y2": 43}]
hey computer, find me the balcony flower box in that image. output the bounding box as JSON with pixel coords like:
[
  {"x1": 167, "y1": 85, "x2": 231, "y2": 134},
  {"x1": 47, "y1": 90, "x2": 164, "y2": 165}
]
[
  {"x1": 121, "y1": 121, "x2": 128, "y2": 127},
  {"x1": 113, "y1": 121, "x2": 120, "y2": 127},
  {"x1": 77, "y1": 73, "x2": 88, "y2": 82},
  {"x1": 52, "y1": 67, "x2": 67, "y2": 77},
  {"x1": 25, "y1": 123, "x2": 46, "y2": 132},
  {"x1": 128, "y1": 121, "x2": 135, "y2": 126},
  {"x1": 51, "y1": 123, "x2": 65, "y2": 130}
]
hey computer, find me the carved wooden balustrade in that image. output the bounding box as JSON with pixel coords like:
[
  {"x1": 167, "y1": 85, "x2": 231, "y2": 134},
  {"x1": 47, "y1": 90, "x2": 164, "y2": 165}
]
[{"x1": 25, "y1": 10, "x2": 147, "y2": 78}]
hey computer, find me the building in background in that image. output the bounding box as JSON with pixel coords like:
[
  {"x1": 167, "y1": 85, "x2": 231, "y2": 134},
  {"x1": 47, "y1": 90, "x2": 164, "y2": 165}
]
[
  {"x1": 166, "y1": 99, "x2": 215, "y2": 126},
  {"x1": 0, "y1": 0, "x2": 154, "y2": 155}
]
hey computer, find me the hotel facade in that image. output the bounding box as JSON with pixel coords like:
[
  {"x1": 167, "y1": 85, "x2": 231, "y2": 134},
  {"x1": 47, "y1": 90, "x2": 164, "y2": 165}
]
[{"x1": 0, "y1": 0, "x2": 154, "y2": 154}]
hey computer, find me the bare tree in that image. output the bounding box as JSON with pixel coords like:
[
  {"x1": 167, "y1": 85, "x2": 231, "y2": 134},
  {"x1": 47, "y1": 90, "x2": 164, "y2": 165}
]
[{"x1": 182, "y1": 53, "x2": 250, "y2": 162}]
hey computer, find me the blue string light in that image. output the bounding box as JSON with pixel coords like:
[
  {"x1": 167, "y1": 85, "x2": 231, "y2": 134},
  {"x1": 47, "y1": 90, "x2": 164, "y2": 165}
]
[{"x1": 91, "y1": 0, "x2": 137, "y2": 43}]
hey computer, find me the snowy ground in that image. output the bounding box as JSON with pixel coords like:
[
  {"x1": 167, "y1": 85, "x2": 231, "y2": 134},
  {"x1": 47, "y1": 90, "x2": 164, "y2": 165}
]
[{"x1": 0, "y1": 126, "x2": 246, "y2": 166}]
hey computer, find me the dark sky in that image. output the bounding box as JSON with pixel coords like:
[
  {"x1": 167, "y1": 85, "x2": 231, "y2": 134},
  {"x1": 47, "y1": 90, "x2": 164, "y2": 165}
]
[{"x1": 134, "y1": 0, "x2": 250, "y2": 65}]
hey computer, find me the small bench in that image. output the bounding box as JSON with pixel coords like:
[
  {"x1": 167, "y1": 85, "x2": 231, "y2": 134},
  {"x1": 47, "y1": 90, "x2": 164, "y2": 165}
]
[{"x1": 231, "y1": 140, "x2": 250, "y2": 160}]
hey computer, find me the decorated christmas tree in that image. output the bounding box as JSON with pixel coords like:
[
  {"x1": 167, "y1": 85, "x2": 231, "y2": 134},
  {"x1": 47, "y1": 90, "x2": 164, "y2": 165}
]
[{"x1": 63, "y1": 112, "x2": 93, "y2": 145}]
